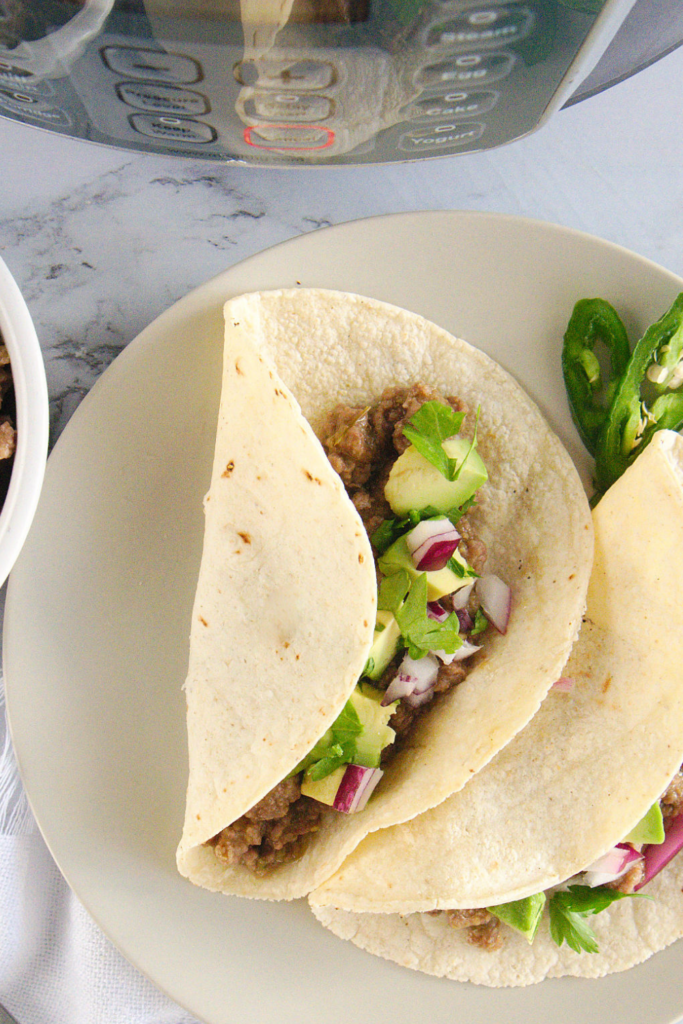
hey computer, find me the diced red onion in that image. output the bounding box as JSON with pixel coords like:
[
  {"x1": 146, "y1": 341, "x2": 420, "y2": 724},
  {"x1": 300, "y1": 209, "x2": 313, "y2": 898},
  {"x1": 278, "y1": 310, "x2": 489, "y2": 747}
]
[
  {"x1": 333, "y1": 765, "x2": 384, "y2": 814},
  {"x1": 451, "y1": 582, "x2": 474, "y2": 610},
  {"x1": 381, "y1": 672, "x2": 416, "y2": 705},
  {"x1": 382, "y1": 653, "x2": 440, "y2": 707},
  {"x1": 427, "y1": 601, "x2": 449, "y2": 623},
  {"x1": 635, "y1": 811, "x2": 683, "y2": 890},
  {"x1": 475, "y1": 574, "x2": 512, "y2": 634},
  {"x1": 552, "y1": 676, "x2": 575, "y2": 692},
  {"x1": 406, "y1": 520, "x2": 460, "y2": 572},
  {"x1": 451, "y1": 639, "x2": 482, "y2": 661},
  {"x1": 429, "y1": 602, "x2": 475, "y2": 644},
  {"x1": 582, "y1": 843, "x2": 642, "y2": 887},
  {"x1": 455, "y1": 608, "x2": 474, "y2": 633},
  {"x1": 433, "y1": 639, "x2": 481, "y2": 665}
]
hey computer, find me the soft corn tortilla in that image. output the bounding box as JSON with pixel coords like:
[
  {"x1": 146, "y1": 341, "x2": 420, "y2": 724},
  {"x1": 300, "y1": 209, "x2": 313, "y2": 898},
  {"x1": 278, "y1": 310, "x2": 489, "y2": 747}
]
[
  {"x1": 177, "y1": 288, "x2": 593, "y2": 901},
  {"x1": 311, "y1": 431, "x2": 683, "y2": 984},
  {"x1": 176, "y1": 315, "x2": 377, "y2": 854},
  {"x1": 313, "y1": 857, "x2": 683, "y2": 987}
]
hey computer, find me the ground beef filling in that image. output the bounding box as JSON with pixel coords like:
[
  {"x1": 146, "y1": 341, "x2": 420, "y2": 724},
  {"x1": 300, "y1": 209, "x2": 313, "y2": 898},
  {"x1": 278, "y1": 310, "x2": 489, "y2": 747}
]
[
  {"x1": 212, "y1": 777, "x2": 322, "y2": 872},
  {"x1": 437, "y1": 909, "x2": 502, "y2": 951},
  {"x1": 210, "y1": 384, "x2": 487, "y2": 872}
]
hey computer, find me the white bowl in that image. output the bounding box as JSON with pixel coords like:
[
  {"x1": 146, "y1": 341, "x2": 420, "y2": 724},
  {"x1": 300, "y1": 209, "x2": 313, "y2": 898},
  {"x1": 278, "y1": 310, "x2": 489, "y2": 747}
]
[{"x1": 0, "y1": 255, "x2": 49, "y2": 586}]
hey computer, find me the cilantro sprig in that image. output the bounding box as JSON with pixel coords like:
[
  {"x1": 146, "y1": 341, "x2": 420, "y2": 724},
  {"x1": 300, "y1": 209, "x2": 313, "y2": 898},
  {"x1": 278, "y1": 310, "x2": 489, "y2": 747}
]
[
  {"x1": 372, "y1": 501, "x2": 476, "y2": 556},
  {"x1": 377, "y1": 570, "x2": 462, "y2": 660},
  {"x1": 548, "y1": 885, "x2": 651, "y2": 955},
  {"x1": 402, "y1": 401, "x2": 481, "y2": 483},
  {"x1": 290, "y1": 699, "x2": 362, "y2": 781},
  {"x1": 402, "y1": 402, "x2": 466, "y2": 480}
]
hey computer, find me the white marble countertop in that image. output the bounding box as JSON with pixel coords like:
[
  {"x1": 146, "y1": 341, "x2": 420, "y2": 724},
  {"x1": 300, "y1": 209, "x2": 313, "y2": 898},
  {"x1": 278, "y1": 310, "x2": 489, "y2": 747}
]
[
  {"x1": 1, "y1": 40, "x2": 683, "y2": 1024},
  {"x1": 1, "y1": 43, "x2": 683, "y2": 442}
]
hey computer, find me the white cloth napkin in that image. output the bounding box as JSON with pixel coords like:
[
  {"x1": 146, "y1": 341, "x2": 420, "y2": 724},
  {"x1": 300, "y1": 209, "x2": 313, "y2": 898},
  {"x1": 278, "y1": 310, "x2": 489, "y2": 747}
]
[{"x1": 0, "y1": 679, "x2": 200, "y2": 1024}]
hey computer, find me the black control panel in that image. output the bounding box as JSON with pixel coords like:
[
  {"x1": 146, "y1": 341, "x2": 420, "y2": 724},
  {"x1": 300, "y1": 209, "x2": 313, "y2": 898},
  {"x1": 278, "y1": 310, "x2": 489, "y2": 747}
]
[{"x1": 0, "y1": 0, "x2": 633, "y2": 165}]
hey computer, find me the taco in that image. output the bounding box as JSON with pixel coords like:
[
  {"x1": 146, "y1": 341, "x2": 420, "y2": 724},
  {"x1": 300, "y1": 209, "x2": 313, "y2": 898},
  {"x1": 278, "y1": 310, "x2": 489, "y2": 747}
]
[
  {"x1": 310, "y1": 430, "x2": 683, "y2": 984},
  {"x1": 176, "y1": 288, "x2": 593, "y2": 901}
]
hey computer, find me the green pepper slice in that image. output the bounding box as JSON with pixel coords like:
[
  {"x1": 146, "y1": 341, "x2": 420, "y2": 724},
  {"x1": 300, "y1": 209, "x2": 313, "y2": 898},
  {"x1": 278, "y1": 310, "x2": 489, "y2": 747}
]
[
  {"x1": 561, "y1": 298, "x2": 630, "y2": 456},
  {"x1": 593, "y1": 292, "x2": 683, "y2": 496}
]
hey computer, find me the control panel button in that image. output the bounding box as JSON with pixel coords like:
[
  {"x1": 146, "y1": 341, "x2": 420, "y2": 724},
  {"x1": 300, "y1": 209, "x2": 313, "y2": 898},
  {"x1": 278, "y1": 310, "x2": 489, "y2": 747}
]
[
  {"x1": 0, "y1": 88, "x2": 71, "y2": 126},
  {"x1": 0, "y1": 61, "x2": 37, "y2": 86},
  {"x1": 102, "y1": 47, "x2": 202, "y2": 84},
  {"x1": 398, "y1": 121, "x2": 485, "y2": 152},
  {"x1": 422, "y1": 6, "x2": 533, "y2": 51},
  {"x1": 416, "y1": 51, "x2": 514, "y2": 88},
  {"x1": 0, "y1": 68, "x2": 52, "y2": 94},
  {"x1": 412, "y1": 89, "x2": 497, "y2": 120},
  {"x1": 244, "y1": 92, "x2": 333, "y2": 122},
  {"x1": 129, "y1": 113, "x2": 216, "y2": 143},
  {"x1": 234, "y1": 59, "x2": 336, "y2": 91},
  {"x1": 244, "y1": 124, "x2": 334, "y2": 151},
  {"x1": 116, "y1": 82, "x2": 209, "y2": 115}
]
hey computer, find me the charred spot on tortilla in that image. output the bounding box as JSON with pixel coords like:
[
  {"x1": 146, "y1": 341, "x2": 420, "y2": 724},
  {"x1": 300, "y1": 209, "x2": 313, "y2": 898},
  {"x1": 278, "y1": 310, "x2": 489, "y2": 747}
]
[
  {"x1": 238, "y1": 532, "x2": 252, "y2": 544},
  {"x1": 222, "y1": 461, "x2": 235, "y2": 478},
  {"x1": 235, "y1": 359, "x2": 245, "y2": 375},
  {"x1": 199, "y1": 616, "x2": 208, "y2": 627}
]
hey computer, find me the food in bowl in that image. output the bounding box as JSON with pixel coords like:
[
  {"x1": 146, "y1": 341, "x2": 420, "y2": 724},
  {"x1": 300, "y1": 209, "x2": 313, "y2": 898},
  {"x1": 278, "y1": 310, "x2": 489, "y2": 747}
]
[
  {"x1": 0, "y1": 254, "x2": 48, "y2": 585},
  {"x1": 0, "y1": 335, "x2": 17, "y2": 507}
]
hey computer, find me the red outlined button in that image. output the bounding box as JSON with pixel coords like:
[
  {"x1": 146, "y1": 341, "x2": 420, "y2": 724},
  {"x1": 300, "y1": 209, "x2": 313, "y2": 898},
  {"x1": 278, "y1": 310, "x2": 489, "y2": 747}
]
[{"x1": 244, "y1": 124, "x2": 335, "y2": 151}]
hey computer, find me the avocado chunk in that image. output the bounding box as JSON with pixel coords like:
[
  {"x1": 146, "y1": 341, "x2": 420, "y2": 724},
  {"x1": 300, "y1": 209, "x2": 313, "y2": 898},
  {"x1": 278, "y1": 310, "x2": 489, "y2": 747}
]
[
  {"x1": 301, "y1": 765, "x2": 346, "y2": 805},
  {"x1": 365, "y1": 611, "x2": 401, "y2": 680},
  {"x1": 378, "y1": 533, "x2": 474, "y2": 600},
  {"x1": 351, "y1": 684, "x2": 396, "y2": 768},
  {"x1": 385, "y1": 437, "x2": 487, "y2": 516},
  {"x1": 624, "y1": 801, "x2": 665, "y2": 845},
  {"x1": 489, "y1": 893, "x2": 546, "y2": 943}
]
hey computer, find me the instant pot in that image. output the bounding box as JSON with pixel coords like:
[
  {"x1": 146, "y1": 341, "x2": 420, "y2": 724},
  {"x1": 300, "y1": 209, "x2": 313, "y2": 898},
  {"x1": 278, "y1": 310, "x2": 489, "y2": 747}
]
[{"x1": 0, "y1": 0, "x2": 678, "y2": 165}]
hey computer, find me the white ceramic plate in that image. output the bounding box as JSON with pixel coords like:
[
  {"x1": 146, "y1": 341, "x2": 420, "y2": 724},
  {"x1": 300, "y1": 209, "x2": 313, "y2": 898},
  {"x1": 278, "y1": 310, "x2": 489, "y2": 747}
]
[{"x1": 5, "y1": 211, "x2": 683, "y2": 1024}]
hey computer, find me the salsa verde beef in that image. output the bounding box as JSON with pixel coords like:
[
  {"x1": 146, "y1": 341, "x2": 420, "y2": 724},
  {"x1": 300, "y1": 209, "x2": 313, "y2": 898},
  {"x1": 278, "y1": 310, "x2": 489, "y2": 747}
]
[
  {"x1": 211, "y1": 384, "x2": 489, "y2": 873},
  {"x1": 176, "y1": 288, "x2": 593, "y2": 903}
]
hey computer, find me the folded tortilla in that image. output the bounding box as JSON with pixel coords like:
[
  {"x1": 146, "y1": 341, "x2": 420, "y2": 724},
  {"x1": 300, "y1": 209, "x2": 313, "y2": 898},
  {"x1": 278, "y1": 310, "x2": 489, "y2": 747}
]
[
  {"x1": 177, "y1": 288, "x2": 593, "y2": 900},
  {"x1": 176, "y1": 314, "x2": 377, "y2": 855},
  {"x1": 310, "y1": 430, "x2": 683, "y2": 984}
]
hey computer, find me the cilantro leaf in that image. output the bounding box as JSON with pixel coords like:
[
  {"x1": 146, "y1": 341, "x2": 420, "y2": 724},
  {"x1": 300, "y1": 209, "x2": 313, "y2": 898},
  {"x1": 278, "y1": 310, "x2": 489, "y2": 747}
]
[
  {"x1": 372, "y1": 502, "x2": 479, "y2": 557},
  {"x1": 289, "y1": 697, "x2": 362, "y2": 780},
  {"x1": 402, "y1": 402, "x2": 466, "y2": 481},
  {"x1": 331, "y1": 698, "x2": 363, "y2": 748},
  {"x1": 306, "y1": 744, "x2": 351, "y2": 781},
  {"x1": 447, "y1": 554, "x2": 478, "y2": 580},
  {"x1": 548, "y1": 896, "x2": 600, "y2": 954},
  {"x1": 394, "y1": 573, "x2": 462, "y2": 660},
  {"x1": 470, "y1": 608, "x2": 489, "y2": 636},
  {"x1": 548, "y1": 885, "x2": 652, "y2": 955},
  {"x1": 372, "y1": 507, "x2": 452, "y2": 556},
  {"x1": 378, "y1": 570, "x2": 411, "y2": 614}
]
